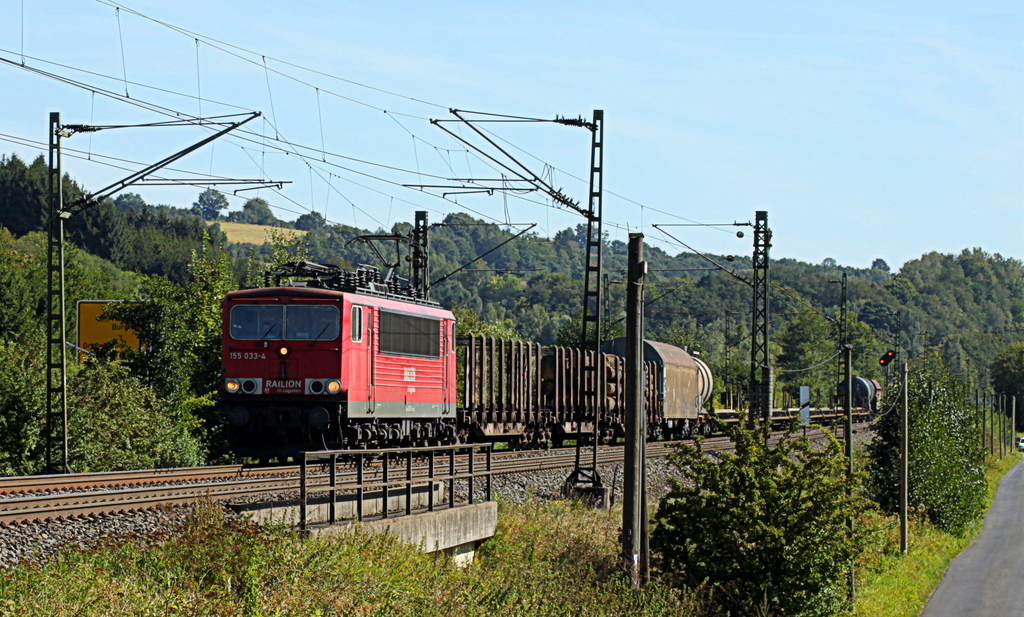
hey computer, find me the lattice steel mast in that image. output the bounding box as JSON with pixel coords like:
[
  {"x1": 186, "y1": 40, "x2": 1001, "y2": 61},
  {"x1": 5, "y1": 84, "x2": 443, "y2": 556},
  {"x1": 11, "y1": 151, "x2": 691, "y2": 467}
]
[
  {"x1": 45, "y1": 113, "x2": 68, "y2": 474},
  {"x1": 748, "y1": 210, "x2": 771, "y2": 429},
  {"x1": 411, "y1": 211, "x2": 429, "y2": 299},
  {"x1": 568, "y1": 110, "x2": 605, "y2": 493}
]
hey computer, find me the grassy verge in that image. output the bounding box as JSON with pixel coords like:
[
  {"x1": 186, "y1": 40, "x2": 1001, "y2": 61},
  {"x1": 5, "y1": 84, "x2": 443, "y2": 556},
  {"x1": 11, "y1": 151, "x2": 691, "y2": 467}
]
[
  {"x1": 0, "y1": 499, "x2": 697, "y2": 617},
  {"x1": 851, "y1": 450, "x2": 1022, "y2": 617}
]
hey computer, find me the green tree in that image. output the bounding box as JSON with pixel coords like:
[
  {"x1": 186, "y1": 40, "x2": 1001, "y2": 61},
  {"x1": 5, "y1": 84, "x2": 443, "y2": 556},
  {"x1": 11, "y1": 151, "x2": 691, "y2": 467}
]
[
  {"x1": 652, "y1": 418, "x2": 864, "y2": 616},
  {"x1": 555, "y1": 310, "x2": 625, "y2": 348},
  {"x1": 228, "y1": 197, "x2": 278, "y2": 226},
  {"x1": 990, "y1": 342, "x2": 1024, "y2": 430},
  {"x1": 0, "y1": 154, "x2": 47, "y2": 237},
  {"x1": 104, "y1": 233, "x2": 236, "y2": 459},
  {"x1": 451, "y1": 305, "x2": 520, "y2": 340},
  {"x1": 774, "y1": 311, "x2": 835, "y2": 396},
  {"x1": 294, "y1": 211, "x2": 326, "y2": 230},
  {"x1": 866, "y1": 351, "x2": 985, "y2": 534},
  {"x1": 0, "y1": 339, "x2": 202, "y2": 474},
  {"x1": 0, "y1": 337, "x2": 45, "y2": 475},
  {"x1": 68, "y1": 360, "x2": 203, "y2": 471},
  {"x1": 192, "y1": 189, "x2": 229, "y2": 221}
]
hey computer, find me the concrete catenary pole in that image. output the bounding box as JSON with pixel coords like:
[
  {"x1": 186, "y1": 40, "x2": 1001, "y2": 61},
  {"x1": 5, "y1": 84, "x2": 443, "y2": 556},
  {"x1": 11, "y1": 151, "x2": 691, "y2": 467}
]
[
  {"x1": 1000, "y1": 395, "x2": 1005, "y2": 458},
  {"x1": 844, "y1": 344, "x2": 854, "y2": 608},
  {"x1": 987, "y1": 393, "x2": 992, "y2": 456},
  {"x1": 900, "y1": 361, "x2": 909, "y2": 554},
  {"x1": 622, "y1": 233, "x2": 647, "y2": 588}
]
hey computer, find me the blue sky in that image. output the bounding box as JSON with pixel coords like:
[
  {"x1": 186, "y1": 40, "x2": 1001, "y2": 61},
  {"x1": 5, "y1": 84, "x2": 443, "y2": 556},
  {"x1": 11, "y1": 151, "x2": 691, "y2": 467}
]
[{"x1": 1, "y1": 1, "x2": 1020, "y2": 270}]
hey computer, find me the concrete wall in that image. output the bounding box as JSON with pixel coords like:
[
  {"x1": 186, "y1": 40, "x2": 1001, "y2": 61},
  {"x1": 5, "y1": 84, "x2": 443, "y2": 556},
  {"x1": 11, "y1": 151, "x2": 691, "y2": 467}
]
[{"x1": 311, "y1": 501, "x2": 498, "y2": 554}]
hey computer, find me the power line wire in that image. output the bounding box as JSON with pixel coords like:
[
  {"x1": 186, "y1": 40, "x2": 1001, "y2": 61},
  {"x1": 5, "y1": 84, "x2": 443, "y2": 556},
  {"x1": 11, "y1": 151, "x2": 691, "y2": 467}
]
[{"x1": 98, "y1": 0, "x2": 448, "y2": 111}]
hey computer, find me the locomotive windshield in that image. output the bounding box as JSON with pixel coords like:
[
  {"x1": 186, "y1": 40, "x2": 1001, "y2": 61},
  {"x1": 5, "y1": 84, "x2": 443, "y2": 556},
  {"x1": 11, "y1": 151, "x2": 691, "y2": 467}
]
[
  {"x1": 285, "y1": 305, "x2": 340, "y2": 340},
  {"x1": 230, "y1": 305, "x2": 339, "y2": 341}
]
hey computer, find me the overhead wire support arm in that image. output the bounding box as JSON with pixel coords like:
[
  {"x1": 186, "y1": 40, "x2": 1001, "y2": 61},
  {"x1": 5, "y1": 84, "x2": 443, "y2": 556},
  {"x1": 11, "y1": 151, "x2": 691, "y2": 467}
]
[
  {"x1": 430, "y1": 224, "x2": 536, "y2": 287},
  {"x1": 61, "y1": 113, "x2": 255, "y2": 134},
  {"x1": 431, "y1": 109, "x2": 589, "y2": 216},
  {"x1": 61, "y1": 112, "x2": 261, "y2": 218},
  {"x1": 652, "y1": 224, "x2": 752, "y2": 287}
]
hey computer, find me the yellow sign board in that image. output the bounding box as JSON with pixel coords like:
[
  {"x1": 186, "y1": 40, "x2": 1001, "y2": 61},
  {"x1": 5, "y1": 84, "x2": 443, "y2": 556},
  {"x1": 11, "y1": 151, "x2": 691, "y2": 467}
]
[{"x1": 76, "y1": 300, "x2": 141, "y2": 361}]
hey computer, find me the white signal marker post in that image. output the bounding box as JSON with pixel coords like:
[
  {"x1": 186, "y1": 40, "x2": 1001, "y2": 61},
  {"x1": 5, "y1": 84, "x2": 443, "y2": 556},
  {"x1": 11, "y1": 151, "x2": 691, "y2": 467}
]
[{"x1": 799, "y1": 385, "x2": 810, "y2": 438}]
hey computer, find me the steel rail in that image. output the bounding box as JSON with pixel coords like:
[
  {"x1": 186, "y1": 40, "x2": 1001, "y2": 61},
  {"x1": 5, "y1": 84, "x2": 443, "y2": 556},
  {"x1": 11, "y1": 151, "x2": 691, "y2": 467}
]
[
  {"x1": 0, "y1": 464, "x2": 254, "y2": 495},
  {"x1": 0, "y1": 424, "x2": 866, "y2": 526}
]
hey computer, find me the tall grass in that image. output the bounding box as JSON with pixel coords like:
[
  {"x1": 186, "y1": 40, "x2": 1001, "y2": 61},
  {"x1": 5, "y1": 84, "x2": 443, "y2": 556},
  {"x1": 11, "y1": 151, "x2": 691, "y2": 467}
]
[{"x1": 0, "y1": 499, "x2": 695, "y2": 617}]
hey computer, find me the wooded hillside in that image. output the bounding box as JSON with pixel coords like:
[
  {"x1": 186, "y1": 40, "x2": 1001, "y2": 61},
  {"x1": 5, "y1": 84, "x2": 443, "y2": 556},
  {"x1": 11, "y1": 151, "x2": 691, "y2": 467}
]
[{"x1": 2, "y1": 151, "x2": 1022, "y2": 455}]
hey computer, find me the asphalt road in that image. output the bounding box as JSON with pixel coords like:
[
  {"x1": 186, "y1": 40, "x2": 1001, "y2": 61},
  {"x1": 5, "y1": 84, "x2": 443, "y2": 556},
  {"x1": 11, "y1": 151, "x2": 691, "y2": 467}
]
[{"x1": 920, "y1": 458, "x2": 1024, "y2": 617}]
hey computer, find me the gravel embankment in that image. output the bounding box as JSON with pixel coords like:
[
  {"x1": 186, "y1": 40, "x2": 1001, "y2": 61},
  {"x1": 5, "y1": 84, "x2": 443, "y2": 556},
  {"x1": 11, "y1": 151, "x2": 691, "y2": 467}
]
[{"x1": 0, "y1": 505, "x2": 199, "y2": 569}]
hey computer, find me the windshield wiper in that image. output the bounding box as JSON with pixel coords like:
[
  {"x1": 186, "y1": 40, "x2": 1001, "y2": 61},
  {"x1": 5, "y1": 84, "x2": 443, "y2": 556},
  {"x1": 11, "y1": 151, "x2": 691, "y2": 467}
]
[
  {"x1": 313, "y1": 322, "x2": 332, "y2": 340},
  {"x1": 260, "y1": 323, "x2": 280, "y2": 340}
]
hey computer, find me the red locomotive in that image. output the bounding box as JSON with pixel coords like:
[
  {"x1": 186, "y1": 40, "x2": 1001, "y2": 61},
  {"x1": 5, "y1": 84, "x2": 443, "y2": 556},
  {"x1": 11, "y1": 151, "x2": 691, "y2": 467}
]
[{"x1": 220, "y1": 262, "x2": 458, "y2": 459}]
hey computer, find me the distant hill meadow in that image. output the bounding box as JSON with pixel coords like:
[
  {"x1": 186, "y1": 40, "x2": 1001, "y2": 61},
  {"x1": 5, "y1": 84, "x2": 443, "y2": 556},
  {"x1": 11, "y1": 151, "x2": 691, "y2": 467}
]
[{"x1": 2, "y1": 151, "x2": 1023, "y2": 401}]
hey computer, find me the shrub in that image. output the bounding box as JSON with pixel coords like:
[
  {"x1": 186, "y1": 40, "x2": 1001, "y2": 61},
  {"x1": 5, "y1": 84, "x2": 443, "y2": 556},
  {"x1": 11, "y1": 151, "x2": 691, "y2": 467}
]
[{"x1": 652, "y1": 418, "x2": 865, "y2": 617}]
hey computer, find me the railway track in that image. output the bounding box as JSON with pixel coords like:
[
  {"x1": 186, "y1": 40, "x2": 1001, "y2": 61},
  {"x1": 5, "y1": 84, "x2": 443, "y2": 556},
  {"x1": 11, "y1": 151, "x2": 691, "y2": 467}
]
[{"x1": 0, "y1": 425, "x2": 865, "y2": 526}]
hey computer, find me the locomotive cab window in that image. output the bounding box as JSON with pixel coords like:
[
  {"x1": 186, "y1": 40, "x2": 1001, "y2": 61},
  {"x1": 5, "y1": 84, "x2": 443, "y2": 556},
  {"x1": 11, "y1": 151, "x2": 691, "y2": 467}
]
[
  {"x1": 230, "y1": 305, "x2": 283, "y2": 340},
  {"x1": 230, "y1": 305, "x2": 339, "y2": 341},
  {"x1": 351, "y1": 306, "x2": 363, "y2": 342},
  {"x1": 285, "y1": 305, "x2": 339, "y2": 340},
  {"x1": 379, "y1": 310, "x2": 440, "y2": 358}
]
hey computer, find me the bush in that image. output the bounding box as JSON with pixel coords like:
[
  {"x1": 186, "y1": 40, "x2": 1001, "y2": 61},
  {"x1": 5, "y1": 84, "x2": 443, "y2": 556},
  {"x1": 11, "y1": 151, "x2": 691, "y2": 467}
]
[
  {"x1": 0, "y1": 337, "x2": 203, "y2": 474},
  {"x1": 652, "y1": 419, "x2": 865, "y2": 617},
  {"x1": 67, "y1": 360, "x2": 204, "y2": 471},
  {"x1": 0, "y1": 337, "x2": 45, "y2": 475}
]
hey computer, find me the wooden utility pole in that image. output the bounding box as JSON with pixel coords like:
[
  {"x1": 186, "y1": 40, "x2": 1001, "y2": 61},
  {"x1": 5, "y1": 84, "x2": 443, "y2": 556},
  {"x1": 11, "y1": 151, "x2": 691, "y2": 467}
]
[{"x1": 622, "y1": 233, "x2": 647, "y2": 588}]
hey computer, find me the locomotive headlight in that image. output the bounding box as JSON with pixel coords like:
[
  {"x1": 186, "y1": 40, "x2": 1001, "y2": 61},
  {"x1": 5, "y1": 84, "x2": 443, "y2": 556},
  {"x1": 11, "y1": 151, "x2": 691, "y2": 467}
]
[
  {"x1": 278, "y1": 346, "x2": 290, "y2": 357},
  {"x1": 225, "y1": 379, "x2": 240, "y2": 393},
  {"x1": 326, "y1": 379, "x2": 342, "y2": 394}
]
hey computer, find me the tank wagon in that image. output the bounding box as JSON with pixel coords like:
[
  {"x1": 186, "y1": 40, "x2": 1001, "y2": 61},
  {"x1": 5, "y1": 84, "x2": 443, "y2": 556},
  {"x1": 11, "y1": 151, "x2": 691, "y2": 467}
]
[
  {"x1": 837, "y1": 376, "x2": 882, "y2": 413},
  {"x1": 220, "y1": 261, "x2": 876, "y2": 459}
]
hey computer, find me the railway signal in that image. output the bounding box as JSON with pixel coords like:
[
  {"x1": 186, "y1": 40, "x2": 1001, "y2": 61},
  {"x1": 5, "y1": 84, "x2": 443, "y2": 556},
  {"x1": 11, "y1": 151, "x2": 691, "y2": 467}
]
[{"x1": 879, "y1": 350, "x2": 897, "y2": 366}]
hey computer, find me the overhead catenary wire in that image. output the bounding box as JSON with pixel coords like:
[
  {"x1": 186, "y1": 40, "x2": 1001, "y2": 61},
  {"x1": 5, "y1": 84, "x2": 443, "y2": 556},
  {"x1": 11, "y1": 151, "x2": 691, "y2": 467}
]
[
  {"x1": 4, "y1": 2, "x2": 748, "y2": 243},
  {"x1": 753, "y1": 351, "x2": 842, "y2": 373},
  {"x1": 473, "y1": 122, "x2": 741, "y2": 234},
  {"x1": 0, "y1": 50, "x2": 501, "y2": 228},
  {"x1": 0, "y1": 47, "x2": 687, "y2": 240},
  {"x1": 95, "y1": 0, "x2": 435, "y2": 120},
  {"x1": 96, "y1": 0, "x2": 449, "y2": 112},
  {"x1": 1, "y1": 15, "x2": 736, "y2": 244},
  {"x1": 114, "y1": 7, "x2": 129, "y2": 97}
]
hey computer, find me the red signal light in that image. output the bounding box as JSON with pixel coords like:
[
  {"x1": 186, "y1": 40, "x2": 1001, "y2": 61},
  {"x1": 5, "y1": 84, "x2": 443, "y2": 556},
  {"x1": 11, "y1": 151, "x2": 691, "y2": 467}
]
[{"x1": 879, "y1": 350, "x2": 896, "y2": 366}]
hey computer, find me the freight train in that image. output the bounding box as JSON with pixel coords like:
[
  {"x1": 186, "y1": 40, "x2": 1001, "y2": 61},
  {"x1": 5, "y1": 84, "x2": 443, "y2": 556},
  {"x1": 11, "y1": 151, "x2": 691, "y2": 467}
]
[{"x1": 220, "y1": 261, "x2": 876, "y2": 459}]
